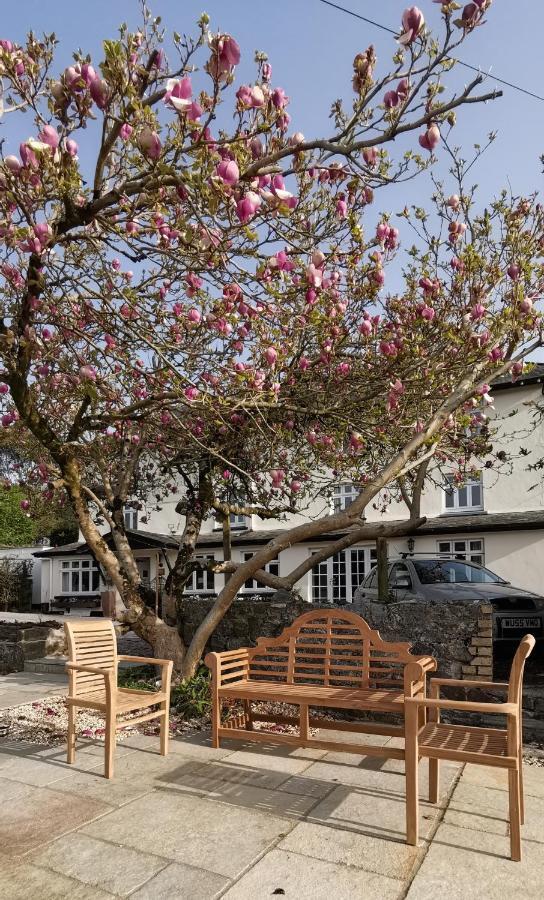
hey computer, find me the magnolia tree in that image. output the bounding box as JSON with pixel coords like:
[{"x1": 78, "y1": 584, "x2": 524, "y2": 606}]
[{"x1": 1, "y1": 2, "x2": 543, "y2": 675}]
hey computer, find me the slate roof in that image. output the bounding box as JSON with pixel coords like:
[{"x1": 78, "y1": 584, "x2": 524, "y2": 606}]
[{"x1": 33, "y1": 510, "x2": 544, "y2": 558}]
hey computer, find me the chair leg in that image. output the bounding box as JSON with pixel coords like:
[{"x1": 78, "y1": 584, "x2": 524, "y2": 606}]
[
  {"x1": 508, "y1": 768, "x2": 522, "y2": 861},
  {"x1": 211, "y1": 695, "x2": 220, "y2": 749},
  {"x1": 518, "y1": 744, "x2": 525, "y2": 825},
  {"x1": 104, "y1": 712, "x2": 116, "y2": 780},
  {"x1": 429, "y1": 758, "x2": 439, "y2": 804},
  {"x1": 160, "y1": 698, "x2": 170, "y2": 756},
  {"x1": 67, "y1": 705, "x2": 77, "y2": 765}
]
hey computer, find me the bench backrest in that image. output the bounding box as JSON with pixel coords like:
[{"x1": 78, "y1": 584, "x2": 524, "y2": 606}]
[
  {"x1": 247, "y1": 608, "x2": 414, "y2": 690},
  {"x1": 65, "y1": 619, "x2": 117, "y2": 697}
]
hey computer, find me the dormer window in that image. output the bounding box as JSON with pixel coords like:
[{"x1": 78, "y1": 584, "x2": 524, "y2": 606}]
[
  {"x1": 123, "y1": 506, "x2": 138, "y2": 530},
  {"x1": 443, "y1": 473, "x2": 484, "y2": 514},
  {"x1": 333, "y1": 483, "x2": 359, "y2": 513}
]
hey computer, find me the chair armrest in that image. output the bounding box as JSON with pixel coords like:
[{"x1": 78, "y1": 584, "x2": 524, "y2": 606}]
[
  {"x1": 66, "y1": 662, "x2": 114, "y2": 677},
  {"x1": 405, "y1": 696, "x2": 518, "y2": 715},
  {"x1": 117, "y1": 656, "x2": 173, "y2": 691},
  {"x1": 118, "y1": 655, "x2": 173, "y2": 667},
  {"x1": 431, "y1": 677, "x2": 509, "y2": 692}
]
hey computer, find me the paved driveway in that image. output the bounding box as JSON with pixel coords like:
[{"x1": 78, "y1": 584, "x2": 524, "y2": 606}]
[{"x1": 0, "y1": 727, "x2": 543, "y2": 898}]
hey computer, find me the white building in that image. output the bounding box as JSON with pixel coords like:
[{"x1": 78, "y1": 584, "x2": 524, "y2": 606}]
[{"x1": 34, "y1": 366, "x2": 544, "y2": 612}]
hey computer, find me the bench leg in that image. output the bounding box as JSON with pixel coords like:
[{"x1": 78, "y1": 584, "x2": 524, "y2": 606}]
[
  {"x1": 405, "y1": 706, "x2": 419, "y2": 846},
  {"x1": 243, "y1": 700, "x2": 253, "y2": 731},
  {"x1": 211, "y1": 695, "x2": 221, "y2": 749},
  {"x1": 300, "y1": 704, "x2": 309, "y2": 744},
  {"x1": 67, "y1": 705, "x2": 77, "y2": 765},
  {"x1": 105, "y1": 711, "x2": 116, "y2": 780}
]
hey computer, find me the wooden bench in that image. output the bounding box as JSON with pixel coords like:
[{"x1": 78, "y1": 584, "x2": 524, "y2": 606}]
[{"x1": 205, "y1": 609, "x2": 436, "y2": 759}]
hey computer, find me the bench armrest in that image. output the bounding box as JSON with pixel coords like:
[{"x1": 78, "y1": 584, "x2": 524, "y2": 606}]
[
  {"x1": 411, "y1": 655, "x2": 437, "y2": 673},
  {"x1": 405, "y1": 696, "x2": 518, "y2": 716},
  {"x1": 117, "y1": 655, "x2": 173, "y2": 691},
  {"x1": 205, "y1": 650, "x2": 250, "y2": 687}
]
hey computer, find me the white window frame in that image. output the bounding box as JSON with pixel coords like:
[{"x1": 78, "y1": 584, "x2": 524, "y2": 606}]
[
  {"x1": 213, "y1": 512, "x2": 249, "y2": 531},
  {"x1": 443, "y1": 473, "x2": 484, "y2": 514},
  {"x1": 311, "y1": 546, "x2": 377, "y2": 604},
  {"x1": 188, "y1": 555, "x2": 215, "y2": 593},
  {"x1": 332, "y1": 483, "x2": 359, "y2": 513},
  {"x1": 436, "y1": 539, "x2": 485, "y2": 566},
  {"x1": 124, "y1": 506, "x2": 138, "y2": 530},
  {"x1": 60, "y1": 558, "x2": 102, "y2": 594},
  {"x1": 241, "y1": 551, "x2": 279, "y2": 592}
]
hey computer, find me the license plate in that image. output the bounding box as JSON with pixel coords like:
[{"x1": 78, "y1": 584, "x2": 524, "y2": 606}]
[{"x1": 501, "y1": 617, "x2": 540, "y2": 629}]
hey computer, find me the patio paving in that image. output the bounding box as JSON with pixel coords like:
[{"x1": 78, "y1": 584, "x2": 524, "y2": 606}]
[{"x1": 0, "y1": 727, "x2": 542, "y2": 898}]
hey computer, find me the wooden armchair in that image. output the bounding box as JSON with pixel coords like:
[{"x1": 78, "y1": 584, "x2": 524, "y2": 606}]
[
  {"x1": 405, "y1": 634, "x2": 535, "y2": 861},
  {"x1": 64, "y1": 619, "x2": 173, "y2": 779}
]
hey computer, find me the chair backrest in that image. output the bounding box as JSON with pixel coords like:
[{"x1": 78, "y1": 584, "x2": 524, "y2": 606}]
[
  {"x1": 247, "y1": 608, "x2": 415, "y2": 689},
  {"x1": 507, "y1": 634, "x2": 536, "y2": 705},
  {"x1": 64, "y1": 619, "x2": 117, "y2": 697}
]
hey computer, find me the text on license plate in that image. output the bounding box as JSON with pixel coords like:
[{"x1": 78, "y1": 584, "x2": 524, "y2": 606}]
[{"x1": 501, "y1": 617, "x2": 540, "y2": 629}]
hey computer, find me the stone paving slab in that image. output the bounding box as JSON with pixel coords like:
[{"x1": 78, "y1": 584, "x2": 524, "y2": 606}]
[
  {"x1": 0, "y1": 727, "x2": 543, "y2": 898},
  {"x1": 0, "y1": 783, "x2": 112, "y2": 857},
  {"x1": 130, "y1": 861, "x2": 229, "y2": 900},
  {"x1": 82, "y1": 790, "x2": 293, "y2": 879},
  {"x1": 222, "y1": 847, "x2": 403, "y2": 900},
  {"x1": 30, "y1": 833, "x2": 167, "y2": 897},
  {"x1": 0, "y1": 671, "x2": 67, "y2": 709}
]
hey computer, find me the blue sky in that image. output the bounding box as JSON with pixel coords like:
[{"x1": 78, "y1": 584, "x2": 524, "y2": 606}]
[
  {"x1": 2, "y1": 1, "x2": 543, "y2": 357},
  {"x1": 3, "y1": 0, "x2": 541, "y2": 202}
]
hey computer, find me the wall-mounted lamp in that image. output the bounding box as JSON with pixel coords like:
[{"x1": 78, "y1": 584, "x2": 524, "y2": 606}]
[{"x1": 407, "y1": 537, "x2": 415, "y2": 554}]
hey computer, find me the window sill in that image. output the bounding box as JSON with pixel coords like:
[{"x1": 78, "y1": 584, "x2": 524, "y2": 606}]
[{"x1": 440, "y1": 509, "x2": 486, "y2": 517}]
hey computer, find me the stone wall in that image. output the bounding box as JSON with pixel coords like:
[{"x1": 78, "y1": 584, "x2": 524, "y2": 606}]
[
  {"x1": 353, "y1": 596, "x2": 493, "y2": 680},
  {"x1": 178, "y1": 591, "x2": 308, "y2": 653},
  {"x1": 0, "y1": 621, "x2": 65, "y2": 674}
]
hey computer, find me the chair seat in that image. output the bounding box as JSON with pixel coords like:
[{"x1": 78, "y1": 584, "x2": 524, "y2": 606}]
[
  {"x1": 67, "y1": 688, "x2": 167, "y2": 713},
  {"x1": 418, "y1": 722, "x2": 508, "y2": 758},
  {"x1": 218, "y1": 679, "x2": 405, "y2": 712}
]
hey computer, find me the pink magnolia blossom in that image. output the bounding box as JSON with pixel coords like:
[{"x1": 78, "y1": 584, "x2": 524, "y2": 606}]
[
  {"x1": 362, "y1": 147, "x2": 378, "y2": 168},
  {"x1": 139, "y1": 128, "x2": 162, "y2": 161},
  {"x1": 165, "y1": 76, "x2": 192, "y2": 112},
  {"x1": 79, "y1": 365, "x2": 97, "y2": 381},
  {"x1": 419, "y1": 123, "x2": 440, "y2": 152},
  {"x1": 270, "y1": 468, "x2": 285, "y2": 487},
  {"x1": 90, "y1": 77, "x2": 109, "y2": 110},
  {"x1": 519, "y1": 297, "x2": 533, "y2": 314},
  {"x1": 120, "y1": 123, "x2": 133, "y2": 141},
  {"x1": 447, "y1": 194, "x2": 460, "y2": 210},
  {"x1": 290, "y1": 479, "x2": 302, "y2": 493},
  {"x1": 306, "y1": 263, "x2": 323, "y2": 289},
  {"x1": 336, "y1": 198, "x2": 348, "y2": 218},
  {"x1": 420, "y1": 305, "x2": 436, "y2": 321},
  {"x1": 65, "y1": 139, "x2": 78, "y2": 157},
  {"x1": 187, "y1": 308, "x2": 201, "y2": 324},
  {"x1": 359, "y1": 319, "x2": 373, "y2": 337},
  {"x1": 4, "y1": 155, "x2": 21, "y2": 173},
  {"x1": 19, "y1": 142, "x2": 38, "y2": 168},
  {"x1": 236, "y1": 191, "x2": 261, "y2": 223},
  {"x1": 264, "y1": 346, "x2": 278, "y2": 366},
  {"x1": 37, "y1": 125, "x2": 59, "y2": 149},
  {"x1": 448, "y1": 221, "x2": 467, "y2": 243},
  {"x1": 507, "y1": 263, "x2": 520, "y2": 280},
  {"x1": 216, "y1": 158, "x2": 239, "y2": 185},
  {"x1": 20, "y1": 499, "x2": 30, "y2": 511},
  {"x1": 185, "y1": 272, "x2": 202, "y2": 296},
  {"x1": 511, "y1": 361, "x2": 524, "y2": 378},
  {"x1": 399, "y1": 7, "x2": 425, "y2": 45},
  {"x1": 209, "y1": 33, "x2": 241, "y2": 80},
  {"x1": 271, "y1": 87, "x2": 289, "y2": 109},
  {"x1": 184, "y1": 386, "x2": 199, "y2": 401},
  {"x1": 470, "y1": 303, "x2": 486, "y2": 320}
]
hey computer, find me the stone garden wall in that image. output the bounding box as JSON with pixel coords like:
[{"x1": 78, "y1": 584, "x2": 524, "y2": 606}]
[{"x1": 0, "y1": 621, "x2": 65, "y2": 674}]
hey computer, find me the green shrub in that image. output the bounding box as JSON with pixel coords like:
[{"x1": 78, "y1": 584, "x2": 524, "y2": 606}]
[
  {"x1": 117, "y1": 665, "x2": 157, "y2": 691},
  {"x1": 172, "y1": 666, "x2": 211, "y2": 718}
]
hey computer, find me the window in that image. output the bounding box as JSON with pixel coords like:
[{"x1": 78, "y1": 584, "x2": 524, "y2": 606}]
[
  {"x1": 443, "y1": 474, "x2": 483, "y2": 513},
  {"x1": 213, "y1": 512, "x2": 249, "y2": 531},
  {"x1": 61, "y1": 559, "x2": 101, "y2": 594},
  {"x1": 332, "y1": 483, "x2": 359, "y2": 513},
  {"x1": 124, "y1": 506, "x2": 138, "y2": 530},
  {"x1": 414, "y1": 557, "x2": 502, "y2": 585},
  {"x1": 242, "y1": 552, "x2": 279, "y2": 591},
  {"x1": 311, "y1": 547, "x2": 377, "y2": 604},
  {"x1": 437, "y1": 539, "x2": 485, "y2": 566},
  {"x1": 188, "y1": 556, "x2": 215, "y2": 593}
]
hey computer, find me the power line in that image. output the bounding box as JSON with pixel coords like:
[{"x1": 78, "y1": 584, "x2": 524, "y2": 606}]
[{"x1": 317, "y1": 0, "x2": 544, "y2": 103}]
